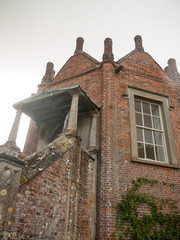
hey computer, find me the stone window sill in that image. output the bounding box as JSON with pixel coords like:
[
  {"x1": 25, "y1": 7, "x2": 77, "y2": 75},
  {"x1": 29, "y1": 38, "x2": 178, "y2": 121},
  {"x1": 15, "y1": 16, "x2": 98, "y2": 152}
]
[{"x1": 131, "y1": 158, "x2": 180, "y2": 169}]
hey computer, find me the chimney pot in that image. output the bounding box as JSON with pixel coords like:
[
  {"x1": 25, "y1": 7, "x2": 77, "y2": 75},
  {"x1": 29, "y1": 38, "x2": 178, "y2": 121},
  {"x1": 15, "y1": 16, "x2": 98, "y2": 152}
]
[
  {"x1": 74, "y1": 37, "x2": 84, "y2": 54},
  {"x1": 134, "y1": 35, "x2": 144, "y2": 52},
  {"x1": 42, "y1": 62, "x2": 55, "y2": 83},
  {"x1": 165, "y1": 58, "x2": 180, "y2": 82},
  {"x1": 167, "y1": 58, "x2": 178, "y2": 74},
  {"x1": 103, "y1": 38, "x2": 114, "y2": 61}
]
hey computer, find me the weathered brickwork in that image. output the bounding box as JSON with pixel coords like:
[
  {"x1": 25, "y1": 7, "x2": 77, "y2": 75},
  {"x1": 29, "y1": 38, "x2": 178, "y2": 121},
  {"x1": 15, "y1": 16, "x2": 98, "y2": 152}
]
[
  {"x1": 10, "y1": 154, "x2": 69, "y2": 239},
  {"x1": 53, "y1": 53, "x2": 100, "y2": 84},
  {"x1": 97, "y1": 50, "x2": 180, "y2": 239},
  {"x1": 1, "y1": 36, "x2": 180, "y2": 239},
  {"x1": 4, "y1": 133, "x2": 96, "y2": 239},
  {"x1": 7, "y1": 133, "x2": 76, "y2": 239},
  {"x1": 76, "y1": 150, "x2": 97, "y2": 239}
]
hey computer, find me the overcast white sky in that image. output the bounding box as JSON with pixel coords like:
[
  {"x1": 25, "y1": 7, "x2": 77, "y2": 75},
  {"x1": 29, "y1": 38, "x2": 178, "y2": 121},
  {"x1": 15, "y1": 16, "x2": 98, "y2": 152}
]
[{"x1": 0, "y1": 0, "x2": 180, "y2": 150}]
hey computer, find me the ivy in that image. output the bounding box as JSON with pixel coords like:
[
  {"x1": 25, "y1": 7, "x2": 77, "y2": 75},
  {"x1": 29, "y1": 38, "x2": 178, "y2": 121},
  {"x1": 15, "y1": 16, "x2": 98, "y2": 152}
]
[{"x1": 114, "y1": 178, "x2": 180, "y2": 240}]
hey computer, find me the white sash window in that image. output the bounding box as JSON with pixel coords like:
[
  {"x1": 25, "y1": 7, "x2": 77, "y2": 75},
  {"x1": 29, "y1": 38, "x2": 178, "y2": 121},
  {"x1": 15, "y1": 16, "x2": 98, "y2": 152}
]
[{"x1": 135, "y1": 99, "x2": 167, "y2": 162}]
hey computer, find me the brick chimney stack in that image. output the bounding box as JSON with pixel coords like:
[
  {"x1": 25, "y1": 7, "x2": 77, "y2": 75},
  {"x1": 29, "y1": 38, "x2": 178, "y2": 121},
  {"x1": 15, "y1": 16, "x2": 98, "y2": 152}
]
[
  {"x1": 103, "y1": 38, "x2": 114, "y2": 61},
  {"x1": 134, "y1": 35, "x2": 144, "y2": 52},
  {"x1": 74, "y1": 37, "x2": 84, "y2": 54},
  {"x1": 164, "y1": 58, "x2": 180, "y2": 83},
  {"x1": 42, "y1": 62, "x2": 55, "y2": 83},
  {"x1": 168, "y1": 58, "x2": 178, "y2": 74},
  {"x1": 164, "y1": 66, "x2": 169, "y2": 76}
]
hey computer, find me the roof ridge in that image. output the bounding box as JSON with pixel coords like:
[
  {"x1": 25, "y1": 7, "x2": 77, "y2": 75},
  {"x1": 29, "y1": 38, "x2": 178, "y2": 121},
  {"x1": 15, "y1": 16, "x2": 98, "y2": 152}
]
[
  {"x1": 81, "y1": 51, "x2": 100, "y2": 64},
  {"x1": 116, "y1": 49, "x2": 137, "y2": 64}
]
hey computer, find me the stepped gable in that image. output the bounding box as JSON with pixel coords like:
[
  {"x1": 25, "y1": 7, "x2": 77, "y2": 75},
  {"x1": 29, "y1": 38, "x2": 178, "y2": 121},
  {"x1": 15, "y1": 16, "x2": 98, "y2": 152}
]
[
  {"x1": 53, "y1": 37, "x2": 100, "y2": 83},
  {"x1": 117, "y1": 35, "x2": 170, "y2": 82}
]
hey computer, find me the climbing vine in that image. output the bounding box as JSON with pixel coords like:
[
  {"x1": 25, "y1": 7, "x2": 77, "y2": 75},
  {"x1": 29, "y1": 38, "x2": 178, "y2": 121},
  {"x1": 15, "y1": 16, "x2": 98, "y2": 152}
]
[{"x1": 114, "y1": 178, "x2": 180, "y2": 240}]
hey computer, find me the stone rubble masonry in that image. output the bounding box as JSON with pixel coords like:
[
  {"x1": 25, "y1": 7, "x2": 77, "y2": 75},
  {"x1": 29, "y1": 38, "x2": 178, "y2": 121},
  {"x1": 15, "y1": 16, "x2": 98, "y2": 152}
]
[
  {"x1": 0, "y1": 154, "x2": 23, "y2": 236},
  {"x1": 1, "y1": 36, "x2": 180, "y2": 239}
]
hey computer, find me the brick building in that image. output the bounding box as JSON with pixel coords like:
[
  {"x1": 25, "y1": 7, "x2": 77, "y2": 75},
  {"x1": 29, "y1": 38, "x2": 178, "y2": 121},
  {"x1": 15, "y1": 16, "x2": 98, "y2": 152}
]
[{"x1": 0, "y1": 35, "x2": 180, "y2": 239}]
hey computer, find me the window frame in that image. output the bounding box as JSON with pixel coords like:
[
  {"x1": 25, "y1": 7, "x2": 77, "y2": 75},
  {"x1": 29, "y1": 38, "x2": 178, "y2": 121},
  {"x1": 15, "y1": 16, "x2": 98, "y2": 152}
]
[
  {"x1": 129, "y1": 87, "x2": 178, "y2": 167},
  {"x1": 135, "y1": 98, "x2": 167, "y2": 163}
]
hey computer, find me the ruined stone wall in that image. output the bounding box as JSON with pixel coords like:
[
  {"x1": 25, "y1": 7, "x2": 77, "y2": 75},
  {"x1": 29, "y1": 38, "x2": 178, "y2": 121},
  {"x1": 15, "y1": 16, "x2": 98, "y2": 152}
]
[
  {"x1": 3, "y1": 132, "x2": 97, "y2": 240},
  {"x1": 9, "y1": 150, "x2": 72, "y2": 239}
]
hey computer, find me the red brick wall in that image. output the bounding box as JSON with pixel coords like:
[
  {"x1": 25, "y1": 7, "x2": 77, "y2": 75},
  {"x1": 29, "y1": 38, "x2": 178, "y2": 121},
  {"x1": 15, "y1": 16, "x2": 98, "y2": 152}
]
[
  {"x1": 53, "y1": 53, "x2": 99, "y2": 83},
  {"x1": 96, "y1": 62, "x2": 119, "y2": 239},
  {"x1": 76, "y1": 150, "x2": 97, "y2": 239},
  {"x1": 96, "y1": 51, "x2": 180, "y2": 239}
]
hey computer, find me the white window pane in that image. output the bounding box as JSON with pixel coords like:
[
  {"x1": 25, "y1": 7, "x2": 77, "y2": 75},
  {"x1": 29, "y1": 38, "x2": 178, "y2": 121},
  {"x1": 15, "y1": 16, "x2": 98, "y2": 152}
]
[
  {"x1": 153, "y1": 117, "x2": 161, "y2": 130},
  {"x1": 151, "y1": 104, "x2": 159, "y2": 116},
  {"x1": 137, "y1": 128, "x2": 143, "y2": 141},
  {"x1": 136, "y1": 113, "x2": 143, "y2": 126},
  {"x1": 144, "y1": 115, "x2": 152, "y2": 128},
  {"x1": 154, "y1": 131, "x2": 163, "y2": 145},
  {"x1": 145, "y1": 144, "x2": 155, "y2": 160},
  {"x1": 144, "y1": 129, "x2": 153, "y2": 143},
  {"x1": 138, "y1": 142, "x2": 145, "y2": 158},
  {"x1": 155, "y1": 146, "x2": 165, "y2": 162},
  {"x1": 135, "y1": 100, "x2": 141, "y2": 112},
  {"x1": 143, "y1": 102, "x2": 150, "y2": 114}
]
